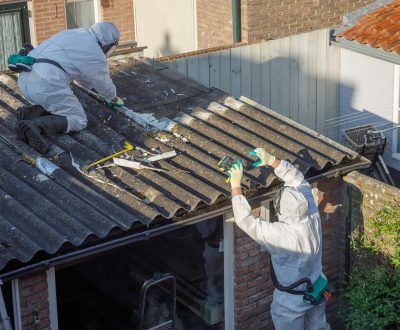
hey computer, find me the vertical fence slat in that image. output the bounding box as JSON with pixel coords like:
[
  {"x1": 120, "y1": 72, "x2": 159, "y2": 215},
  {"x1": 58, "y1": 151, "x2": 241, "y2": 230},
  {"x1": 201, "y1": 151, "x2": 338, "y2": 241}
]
[
  {"x1": 198, "y1": 53, "x2": 210, "y2": 87},
  {"x1": 240, "y1": 45, "x2": 252, "y2": 98},
  {"x1": 316, "y1": 29, "x2": 328, "y2": 135},
  {"x1": 298, "y1": 33, "x2": 309, "y2": 126},
  {"x1": 271, "y1": 39, "x2": 281, "y2": 113},
  {"x1": 280, "y1": 38, "x2": 290, "y2": 118},
  {"x1": 220, "y1": 49, "x2": 231, "y2": 94},
  {"x1": 175, "y1": 58, "x2": 188, "y2": 75},
  {"x1": 261, "y1": 41, "x2": 272, "y2": 109},
  {"x1": 210, "y1": 51, "x2": 221, "y2": 89},
  {"x1": 307, "y1": 31, "x2": 318, "y2": 130},
  {"x1": 289, "y1": 34, "x2": 300, "y2": 122},
  {"x1": 251, "y1": 43, "x2": 261, "y2": 103},
  {"x1": 231, "y1": 47, "x2": 241, "y2": 97},
  {"x1": 187, "y1": 56, "x2": 199, "y2": 81}
]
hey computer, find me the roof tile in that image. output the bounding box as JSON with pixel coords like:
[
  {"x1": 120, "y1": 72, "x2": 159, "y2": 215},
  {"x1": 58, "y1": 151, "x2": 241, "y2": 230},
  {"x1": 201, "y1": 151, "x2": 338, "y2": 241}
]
[{"x1": 338, "y1": 0, "x2": 400, "y2": 55}]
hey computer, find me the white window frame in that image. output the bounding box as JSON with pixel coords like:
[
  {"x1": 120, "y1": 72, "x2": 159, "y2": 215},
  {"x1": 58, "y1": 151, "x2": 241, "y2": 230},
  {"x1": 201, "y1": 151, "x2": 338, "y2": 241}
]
[
  {"x1": 392, "y1": 65, "x2": 400, "y2": 161},
  {"x1": 223, "y1": 212, "x2": 235, "y2": 330},
  {"x1": 11, "y1": 280, "x2": 22, "y2": 330},
  {"x1": 65, "y1": 0, "x2": 99, "y2": 29}
]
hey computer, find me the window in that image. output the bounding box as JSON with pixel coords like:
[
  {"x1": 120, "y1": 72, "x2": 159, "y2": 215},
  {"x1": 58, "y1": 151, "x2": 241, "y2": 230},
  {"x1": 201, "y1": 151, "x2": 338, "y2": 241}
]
[
  {"x1": 65, "y1": 0, "x2": 95, "y2": 29},
  {"x1": 0, "y1": 2, "x2": 30, "y2": 71}
]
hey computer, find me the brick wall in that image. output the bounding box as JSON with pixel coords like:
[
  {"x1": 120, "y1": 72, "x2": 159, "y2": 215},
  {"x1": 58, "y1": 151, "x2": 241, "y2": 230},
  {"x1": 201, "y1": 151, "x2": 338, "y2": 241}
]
[
  {"x1": 30, "y1": 0, "x2": 134, "y2": 46},
  {"x1": 197, "y1": 0, "x2": 234, "y2": 49},
  {"x1": 197, "y1": 0, "x2": 375, "y2": 47},
  {"x1": 100, "y1": 0, "x2": 135, "y2": 43},
  {"x1": 343, "y1": 171, "x2": 400, "y2": 239},
  {"x1": 243, "y1": 0, "x2": 376, "y2": 43},
  {"x1": 19, "y1": 271, "x2": 50, "y2": 329},
  {"x1": 32, "y1": 0, "x2": 66, "y2": 45},
  {"x1": 234, "y1": 177, "x2": 346, "y2": 329}
]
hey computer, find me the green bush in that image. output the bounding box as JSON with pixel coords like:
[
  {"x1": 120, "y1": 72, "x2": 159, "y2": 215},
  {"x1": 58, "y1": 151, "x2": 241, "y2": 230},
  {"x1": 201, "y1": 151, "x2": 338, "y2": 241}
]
[
  {"x1": 342, "y1": 267, "x2": 400, "y2": 330},
  {"x1": 341, "y1": 203, "x2": 400, "y2": 329}
]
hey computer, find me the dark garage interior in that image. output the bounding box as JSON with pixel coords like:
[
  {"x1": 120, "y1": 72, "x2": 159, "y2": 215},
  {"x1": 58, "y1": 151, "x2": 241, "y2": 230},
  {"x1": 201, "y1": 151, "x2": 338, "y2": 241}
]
[{"x1": 56, "y1": 217, "x2": 224, "y2": 330}]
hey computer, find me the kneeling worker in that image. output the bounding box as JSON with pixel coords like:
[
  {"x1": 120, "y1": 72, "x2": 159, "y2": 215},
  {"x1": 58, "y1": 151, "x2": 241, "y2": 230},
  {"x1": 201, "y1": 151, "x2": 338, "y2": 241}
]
[
  {"x1": 228, "y1": 148, "x2": 331, "y2": 330},
  {"x1": 16, "y1": 22, "x2": 124, "y2": 154}
]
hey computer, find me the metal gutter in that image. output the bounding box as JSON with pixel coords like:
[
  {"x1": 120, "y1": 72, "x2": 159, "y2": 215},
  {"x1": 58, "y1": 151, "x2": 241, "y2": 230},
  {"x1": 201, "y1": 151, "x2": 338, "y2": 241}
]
[
  {"x1": 232, "y1": 0, "x2": 241, "y2": 43},
  {"x1": 331, "y1": 38, "x2": 400, "y2": 65},
  {"x1": 0, "y1": 160, "x2": 370, "y2": 282}
]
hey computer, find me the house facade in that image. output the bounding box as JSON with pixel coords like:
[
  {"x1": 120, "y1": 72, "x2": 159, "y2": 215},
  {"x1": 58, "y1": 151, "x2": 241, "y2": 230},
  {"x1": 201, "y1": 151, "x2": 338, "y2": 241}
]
[
  {"x1": 332, "y1": 0, "x2": 400, "y2": 171},
  {"x1": 0, "y1": 0, "x2": 375, "y2": 70}
]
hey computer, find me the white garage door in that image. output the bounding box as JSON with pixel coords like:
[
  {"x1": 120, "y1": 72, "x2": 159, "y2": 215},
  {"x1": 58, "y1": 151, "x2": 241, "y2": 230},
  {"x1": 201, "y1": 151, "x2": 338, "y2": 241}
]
[{"x1": 135, "y1": 0, "x2": 196, "y2": 58}]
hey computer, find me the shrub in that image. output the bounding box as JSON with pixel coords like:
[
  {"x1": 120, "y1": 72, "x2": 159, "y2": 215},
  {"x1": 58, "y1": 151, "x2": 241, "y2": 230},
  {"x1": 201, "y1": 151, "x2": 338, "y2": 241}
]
[
  {"x1": 341, "y1": 203, "x2": 400, "y2": 329},
  {"x1": 341, "y1": 267, "x2": 400, "y2": 330}
]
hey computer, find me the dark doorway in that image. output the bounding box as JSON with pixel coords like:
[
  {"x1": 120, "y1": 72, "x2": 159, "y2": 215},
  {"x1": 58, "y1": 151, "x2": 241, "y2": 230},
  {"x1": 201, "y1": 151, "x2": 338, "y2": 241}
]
[{"x1": 56, "y1": 217, "x2": 224, "y2": 329}]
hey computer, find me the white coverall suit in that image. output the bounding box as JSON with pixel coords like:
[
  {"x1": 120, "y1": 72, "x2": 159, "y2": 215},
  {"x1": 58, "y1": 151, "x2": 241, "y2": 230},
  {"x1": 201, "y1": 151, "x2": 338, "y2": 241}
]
[
  {"x1": 232, "y1": 160, "x2": 330, "y2": 330},
  {"x1": 18, "y1": 24, "x2": 118, "y2": 133}
]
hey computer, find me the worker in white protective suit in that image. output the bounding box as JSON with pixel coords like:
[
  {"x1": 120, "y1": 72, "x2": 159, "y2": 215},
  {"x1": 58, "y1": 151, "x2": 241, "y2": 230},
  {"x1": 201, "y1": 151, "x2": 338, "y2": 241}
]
[
  {"x1": 228, "y1": 148, "x2": 330, "y2": 330},
  {"x1": 17, "y1": 22, "x2": 124, "y2": 154}
]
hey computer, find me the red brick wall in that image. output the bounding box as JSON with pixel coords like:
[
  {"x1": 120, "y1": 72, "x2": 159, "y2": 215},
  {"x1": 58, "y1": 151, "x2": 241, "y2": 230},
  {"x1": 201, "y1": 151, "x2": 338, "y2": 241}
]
[
  {"x1": 32, "y1": 0, "x2": 66, "y2": 44},
  {"x1": 234, "y1": 177, "x2": 346, "y2": 329},
  {"x1": 197, "y1": 0, "x2": 234, "y2": 49},
  {"x1": 197, "y1": 0, "x2": 375, "y2": 47},
  {"x1": 19, "y1": 271, "x2": 50, "y2": 330},
  {"x1": 100, "y1": 0, "x2": 135, "y2": 43},
  {"x1": 243, "y1": 0, "x2": 376, "y2": 43},
  {"x1": 30, "y1": 0, "x2": 135, "y2": 45}
]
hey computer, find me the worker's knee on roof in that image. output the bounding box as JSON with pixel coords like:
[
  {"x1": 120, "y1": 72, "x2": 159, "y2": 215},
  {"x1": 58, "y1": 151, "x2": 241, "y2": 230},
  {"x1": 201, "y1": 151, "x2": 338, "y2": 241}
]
[{"x1": 66, "y1": 115, "x2": 88, "y2": 133}]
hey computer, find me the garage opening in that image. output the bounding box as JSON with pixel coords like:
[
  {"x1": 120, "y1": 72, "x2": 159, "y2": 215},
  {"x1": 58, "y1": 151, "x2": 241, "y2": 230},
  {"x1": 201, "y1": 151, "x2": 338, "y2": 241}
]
[{"x1": 56, "y1": 216, "x2": 224, "y2": 329}]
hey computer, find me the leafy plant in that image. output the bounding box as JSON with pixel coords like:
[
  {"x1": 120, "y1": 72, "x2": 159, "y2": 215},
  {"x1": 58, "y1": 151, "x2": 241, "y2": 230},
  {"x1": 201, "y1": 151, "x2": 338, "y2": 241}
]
[
  {"x1": 363, "y1": 203, "x2": 400, "y2": 268},
  {"x1": 340, "y1": 203, "x2": 400, "y2": 329},
  {"x1": 341, "y1": 267, "x2": 400, "y2": 330}
]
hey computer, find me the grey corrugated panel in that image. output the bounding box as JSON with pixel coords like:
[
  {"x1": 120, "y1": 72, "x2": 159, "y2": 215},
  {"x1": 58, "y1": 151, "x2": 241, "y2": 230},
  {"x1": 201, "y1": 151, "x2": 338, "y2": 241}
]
[{"x1": 0, "y1": 61, "x2": 367, "y2": 271}]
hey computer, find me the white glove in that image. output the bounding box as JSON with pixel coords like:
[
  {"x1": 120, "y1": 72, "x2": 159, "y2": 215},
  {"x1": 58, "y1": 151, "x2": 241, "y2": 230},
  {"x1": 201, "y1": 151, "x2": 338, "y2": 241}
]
[
  {"x1": 228, "y1": 160, "x2": 243, "y2": 189},
  {"x1": 252, "y1": 147, "x2": 276, "y2": 167}
]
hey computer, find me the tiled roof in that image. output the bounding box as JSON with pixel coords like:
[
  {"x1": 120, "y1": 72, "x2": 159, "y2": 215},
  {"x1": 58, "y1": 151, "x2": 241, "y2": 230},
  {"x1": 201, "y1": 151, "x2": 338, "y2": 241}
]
[
  {"x1": 337, "y1": 0, "x2": 400, "y2": 54},
  {"x1": 0, "y1": 58, "x2": 366, "y2": 273}
]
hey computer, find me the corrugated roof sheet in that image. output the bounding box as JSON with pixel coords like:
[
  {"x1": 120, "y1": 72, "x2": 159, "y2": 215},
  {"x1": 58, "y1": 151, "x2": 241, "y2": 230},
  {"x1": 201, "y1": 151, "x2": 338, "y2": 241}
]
[
  {"x1": 337, "y1": 0, "x2": 400, "y2": 54},
  {"x1": 0, "y1": 58, "x2": 364, "y2": 272}
]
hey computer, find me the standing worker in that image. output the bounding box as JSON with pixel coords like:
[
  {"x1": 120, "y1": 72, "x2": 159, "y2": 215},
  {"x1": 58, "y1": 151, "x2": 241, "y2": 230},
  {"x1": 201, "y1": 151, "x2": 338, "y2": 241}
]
[
  {"x1": 228, "y1": 148, "x2": 330, "y2": 330},
  {"x1": 16, "y1": 22, "x2": 124, "y2": 154}
]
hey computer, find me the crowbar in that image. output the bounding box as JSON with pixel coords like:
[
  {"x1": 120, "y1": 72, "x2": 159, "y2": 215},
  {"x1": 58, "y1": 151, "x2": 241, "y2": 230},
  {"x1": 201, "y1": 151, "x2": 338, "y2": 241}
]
[{"x1": 87, "y1": 142, "x2": 134, "y2": 169}]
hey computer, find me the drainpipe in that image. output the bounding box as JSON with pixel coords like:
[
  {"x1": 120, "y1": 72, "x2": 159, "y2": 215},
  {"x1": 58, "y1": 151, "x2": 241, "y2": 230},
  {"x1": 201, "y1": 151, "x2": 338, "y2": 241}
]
[{"x1": 232, "y1": 0, "x2": 241, "y2": 43}]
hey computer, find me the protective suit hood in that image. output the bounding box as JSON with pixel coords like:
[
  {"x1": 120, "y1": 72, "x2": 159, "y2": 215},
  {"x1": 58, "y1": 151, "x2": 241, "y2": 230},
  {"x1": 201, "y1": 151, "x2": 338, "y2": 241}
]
[
  {"x1": 90, "y1": 22, "x2": 120, "y2": 55},
  {"x1": 277, "y1": 187, "x2": 308, "y2": 224}
]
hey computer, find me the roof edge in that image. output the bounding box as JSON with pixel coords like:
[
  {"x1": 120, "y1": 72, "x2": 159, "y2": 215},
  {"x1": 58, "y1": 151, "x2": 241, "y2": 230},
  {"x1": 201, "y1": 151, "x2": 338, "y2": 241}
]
[
  {"x1": 331, "y1": 37, "x2": 400, "y2": 65},
  {"x1": 0, "y1": 156, "x2": 371, "y2": 282}
]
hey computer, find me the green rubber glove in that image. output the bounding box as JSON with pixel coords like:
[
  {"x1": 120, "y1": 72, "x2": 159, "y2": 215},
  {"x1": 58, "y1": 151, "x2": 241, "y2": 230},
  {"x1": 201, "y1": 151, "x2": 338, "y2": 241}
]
[
  {"x1": 227, "y1": 160, "x2": 243, "y2": 189},
  {"x1": 105, "y1": 97, "x2": 124, "y2": 108},
  {"x1": 250, "y1": 148, "x2": 276, "y2": 167}
]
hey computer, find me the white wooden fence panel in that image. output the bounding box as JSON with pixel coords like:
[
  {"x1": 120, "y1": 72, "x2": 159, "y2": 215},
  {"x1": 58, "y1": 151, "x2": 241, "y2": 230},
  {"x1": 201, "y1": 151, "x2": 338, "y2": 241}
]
[
  {"x1": 289, "y1": 35, "x2": 299, "y2": 122},
  {"x1": 166, "y1": 29, "x2": 340, "y2": 140}
]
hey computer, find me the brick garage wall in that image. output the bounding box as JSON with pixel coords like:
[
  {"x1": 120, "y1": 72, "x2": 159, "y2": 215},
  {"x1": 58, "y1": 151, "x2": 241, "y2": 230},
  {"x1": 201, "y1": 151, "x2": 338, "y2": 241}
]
[
  {"x1": 101, "y1": 0, "x2": 135, "y2": 43},
  {"x1": 197, "y1": 0, "x2": 234, "y2": 49},
  {"x1": 19, "y1": 270, "x2": 50, "y2": 329},
  {"x1": 32, "y1": 0, "x2": 66, "y2": 45},
  {"x1": 234, "y1": 177, "x2": 346, "y2": 329}
]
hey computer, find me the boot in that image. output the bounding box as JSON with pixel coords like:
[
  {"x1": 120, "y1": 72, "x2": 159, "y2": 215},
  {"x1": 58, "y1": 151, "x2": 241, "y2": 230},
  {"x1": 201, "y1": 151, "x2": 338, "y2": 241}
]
[
  {"x1": 16, "y1": 105, "x2": 50, "y2": 120},
  {"x1": 17, "y1": 115, "x2": 68, "y2": 154}
]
